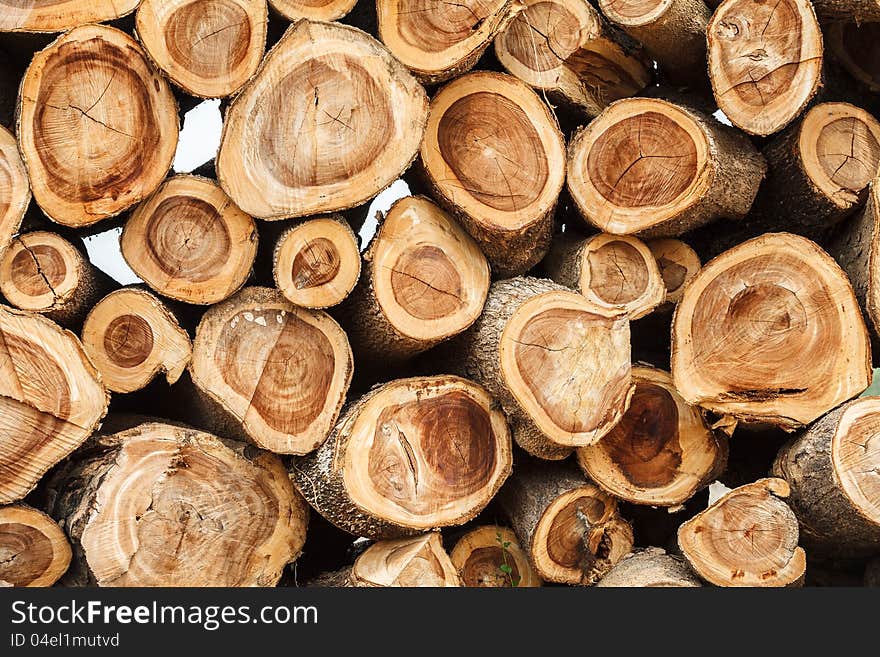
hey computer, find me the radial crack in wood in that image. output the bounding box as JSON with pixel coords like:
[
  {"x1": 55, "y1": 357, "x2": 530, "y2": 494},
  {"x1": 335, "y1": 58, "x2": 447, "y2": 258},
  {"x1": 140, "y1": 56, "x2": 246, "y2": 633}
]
[
  {"x1": 0, "y1": 505, "x2": 71, "y2": 587},
  {"x1": 450, "y1": 525, "x2": 542, "y2": 587}
]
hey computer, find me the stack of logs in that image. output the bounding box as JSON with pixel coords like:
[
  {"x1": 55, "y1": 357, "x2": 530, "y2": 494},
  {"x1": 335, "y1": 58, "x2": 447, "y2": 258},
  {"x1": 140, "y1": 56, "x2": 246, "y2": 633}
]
[{"x1": 2, "y1": 0, "x2": 880, "y2": 589}]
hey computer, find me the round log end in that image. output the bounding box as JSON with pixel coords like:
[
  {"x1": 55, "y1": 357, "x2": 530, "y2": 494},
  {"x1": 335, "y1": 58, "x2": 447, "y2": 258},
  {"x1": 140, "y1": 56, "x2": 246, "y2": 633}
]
[
  {"x1": 450, "y1": 525, "x2": 542, "y2": 587},
  {"x1": 597, "y1": 547, "x2": 702, "y2": 587},
  {"x1": 0, "y1": 125, "x2": 30, "y2": 257},
  {"x1": 646, "y1": 238, "x2": 701, "y2": 307},
  {"x1": 0, "y1": 0, "x2": 140, "y2": 32},
  {"x1": 0, "y1": 506, "x2": 71, "y2": 587},
  {"x1": 268, "y1": 0, "x2": 358, "y2": 22},
  {"x1": 0, "y1": 232, "x2": 84, "y2": 314},
  {"x1": 350, "y1": 533, "x2": 460, "y2": 587},
  {"x1": 830, "y1": 398, "x2": 880, "y2": 528}
]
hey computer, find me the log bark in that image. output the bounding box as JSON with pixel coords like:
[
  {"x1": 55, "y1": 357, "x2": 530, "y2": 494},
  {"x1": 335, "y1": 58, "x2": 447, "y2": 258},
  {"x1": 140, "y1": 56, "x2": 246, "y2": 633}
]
[
  {"x1": 121, "y1": 174, "x2": 258, "y2": 305},
  {"x1": 217, "y1": 20, "x2": 428, "y2": 220},
  {"x1": 269, "y1": 0, "x2": 358, "y2": 22},
  {"x1": 290, "y1": 375, "x2": 512, "y2": 539},
  {"x1": 17, "y1": 25, "x2": 178, "y2": 227},
  {"x1": 671, "y1": 232, "x2": 872, "y2": 429},
  {"x1": 273, "y1": 215, "x2": 360, "y2": 309},
  {"x1": 379, "y1": 0, "x2": 521, "y2": 84},
  {"x1": 646, "y1": 238, "x2": 701, "y2": 310},
  {"x1": 494, "y1": 0, "x2": 651, "y2": 117},
  {"x1": 771, "y1": 398, "x2": 880, "y2": 558},
  {"x1": 444, "y1": 277, "x2": 633, "y2": 460},
  {"x1": 135, "y1": 0, "x2": 267, "y2": 98},
  {"x1": 498, "y1": 460, "x2": 633, "y2": 585},
  {"x1": 707, "y1": 0, "x2": 823, "y2": 137},
  {"x1": 449, "y1": 525, "x2": 542, "y2": 587},
  {"x1": 0, "y1": 231, "x2": 113, "y2": 328},
  {"x1": 81, "y1": 288, "x2": 192, "y2": 394},
  {"x1": 577, "y1": 366, "x2": 726, "y2": 506},
  {"x1": 567, "y1": 97, "x2": 766, "y2": 237},
  {"x1": 0, "y1": 505, "x2": 71, "y2": 587},
  {"x1": 598, "y1": 0, "x2": 711, "y2": 86},
  {"x1": 677, "y1": 478, "x2": 807, "y2": 586},
  {"x1": 420, "y1": 71, "x2": 566, "y2": 277},
  {"x1": 544, "y1": 232, "x2": 665, "y2": 320},
  {"x1": 0, "y1": 304, "x2": 108, "y2": 503},
  {"x1": 826, "y1": 20, "x2": 880, "y2": 93},
  {"x1": 190, "y1": 286, "x2": 352, "y2": 455},
  {"x1": 0, "y1": 0, "x2": 139, "y2": 32},
  {"x1": 45, "y1": 422, "x2": 308, "y2": 586},
  {"x1": 350, "y1": 533, "x2": 461, "y2": 586},
  {"x1": 811, "y1": 0, "x2": 880, "y2": 21},
  {"x1": 596, "y1": 547, "x2": 702, "y2": 587},
  {"x1": 0, "y1": 124, "x2": 29, "y2": 257},
  {"x1": 342, "y1": 195, "x2": 489, "y2": 363}
]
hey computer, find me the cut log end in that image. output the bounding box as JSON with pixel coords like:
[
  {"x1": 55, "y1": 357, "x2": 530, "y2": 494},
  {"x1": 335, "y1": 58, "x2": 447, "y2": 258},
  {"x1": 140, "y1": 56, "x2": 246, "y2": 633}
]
[
  {"x1": 0, "y1": 0, "x2": 139, "y2": 32},
  {"x1": 678, "y1": 478, "x2": 806, "y2": 587},
  {"x1": 0, "y1": 506, "x2": 71, "y2": 587},
  {"x1": 830, "y1": 399, "x2": 880, "y2": 528},
  {"x1": 646, "y1": 238, "x2": 701, "y2": 307},
  {"x1": 597, "y1": 547, "x2": 702, "y2": 587},
  {"x1": 351, "y1": 533, "x2": 460, "y2": 587},
  {"x1": 0, "y1": 125, "x2": 30, "y2": 256},
  {"x1": 450, "y1": 525, "x2": 542, "y2": 587},
  {"x1": 268, "y1": 0, "x2": 358, "y2": 22}
]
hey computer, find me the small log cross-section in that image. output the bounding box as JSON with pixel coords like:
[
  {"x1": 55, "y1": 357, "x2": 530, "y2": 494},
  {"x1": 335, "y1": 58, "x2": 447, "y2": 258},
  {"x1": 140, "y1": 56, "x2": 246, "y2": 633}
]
[
  {"x1": 677, "y1": 478, "x2": 806, "y2": 587},
  {"x1": 567, "y1": 97, "x2": 766, "y2": 237},
  {"x1": 0, "y1": 125, "x2": 29, "y2": 257},
  {"x1": 0, "y1": 0, "x2": 140, "y2": 32},
  {"x1": 269, "y1": 0, "x2": 357, "y2": 22},
  {"x1": 273, "y1": 215, "x2": 360, "y2": 309},
  {"x1": 343, "y1": 195, "x2": 490, "y2": 362},
  {"x1": 81, "y1": 288, "x2": 192, "y2": 394},
  {"x1": 379, "y1": 0, "x2": 521, "y2": 84},
  {"x1": 218, "y1": 20, "x2": 428, "y2": 220},
  {"x1": 772, "y1": 398, "x2": 880, "y2": 557},
  {"x1": 826, "y1": 21, "x2": 880, "y2": 93},
  {"x1": 420, "y1": 72, "x2": 566, "y2": 277},
  {"x1": 46, "y1": 423, "x2": 308, "y2": 587},
  {"x1": 135, "y1": 0, "x2": 268, "y2": 98},
  {"x1": 450, "y1": 525, "x2": 542, "y2": 587},
  {"x1": 577, "y1": 367, "x2": 726, "y2": 506},
  {"x1": 672, "y1": 233, "x2": 872, "y2": 429},
  {"x1": 494, "y1": 0, "x2": 651, "y2": 116},
  {"x1": 498, "y1": 461, "x2": 633, "y2": 585},
  {"x1": 290, "y1": 375, "x2": 512, "y2": 539},
  {"x1": 0, "y1": 506, "x2": 71, "y2": 587},
  {"x1": 544, "y1": 232, "x2": 665, "y2": 319},
  {"x1": 448, "y1": 277, "x2": 632, "y2": 460},
  {"x1": 190, "y1": 286, "x2": 352, "y2": 455},
  {"x1": 17, "y1": 25, "x2": 178, "y2": 227},
  {"x1": 0, "y1": 305, "x2": 108, "y2": 504},
  {"x1": 350, "y1": 533, "x2": 460, "y2": 587},
  {"x1": 646, "y1": 238, "x2": 701, "y2": 308},
  {"x1": 0, "y1": 232, "x2": 112, "y2": 329},
  {"x1": 707, "y1": 0, "x2": 823, "y2": 137},
  {"x1": 121, "y1": 175, "x2": 258, "y2": 306},
  {"x1": 597, "y1": 547, "x2": 702, "y2": 587}
]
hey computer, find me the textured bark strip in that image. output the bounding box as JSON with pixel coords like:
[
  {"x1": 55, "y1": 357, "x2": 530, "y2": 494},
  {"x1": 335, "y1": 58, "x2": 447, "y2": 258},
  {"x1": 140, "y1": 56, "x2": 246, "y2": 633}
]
[
  {"x1": 290, "y1": 375, "x2": 512, "y2": 539},
  {"x1": 826, "y1": 21, "x2": 880, "y2": 93},
  {"x1": 269, "y1": 0, "x2": 358, "y2": 21},
  {"x1": 678, "y1": 478, "x2": 806, "y2": 587},
  {"x1": 380, "y1": 0, "x2": 522, "y2": 84},
  {"x1": 567, "y1": 97, "x2": 766, "y2": 237},
  {"x1": 0, "y1": 505, "x2": 71, "y2": 587},
  {"x1": 646, "y1": 238, "x2": 701, "y2": 309},
  {"x1": 450, "y1": 525, "x2": 542, "y2": 587},
  {"x1": 81, "y1": 288, "x2": 192, "y2": 394},
  {"x1": 0, "y1": 125, "x2": 29, "y2": 258},
  {"x1": 17, "y1": 25, "x2": 178, "y2": 227},
  {"x1": 672, "y1": 233, "x2": 871, "y2": 429},
  {"x1": 494, "y1": 0, "x2": 651, "y2": 116},
  {"x1": 190, "y1": 286, "x2": 352, "y2": 455},
  {"x1": 772, "y1": 398, "x2": 880, "y2": 557},
  {"x1": 0, "y1": 0, "x2": 139, "y2": 32},
  {"x1": 597, "y1": 547, "x2": 702, "y2": 587},
  {"x1": 350, "y1": 534, "x2": 461, "y2": 586},
  {"x1": 420, "y1": 72, "x2": 566, "y2": 277},
  {"x1": 707, "y1": 0, "x2": 823, "y2": 137},
  {"x1": 45, "y1": 422, "x2": 308, "y2": 587},
  {"x1": 218, "y1": 20, "x2": 428, "y2": 220},
  {"x1": 135, "y1": 0, "x2": 268, "y2": 98}
]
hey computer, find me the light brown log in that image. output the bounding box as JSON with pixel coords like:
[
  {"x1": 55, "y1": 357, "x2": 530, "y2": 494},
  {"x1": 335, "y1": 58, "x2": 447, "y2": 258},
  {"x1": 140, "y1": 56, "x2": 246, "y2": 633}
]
[
  {"x1": 544, "y1": 232, "x2": 665, "y2": 319},
  {"x1": 190, "y1": 286, "x2": 352, "y2": 455},
  {"x1": 577, "y1": 366, "x2": 726, "y2": 506},
  {"x1": 826, "y1": 21, "x2": 880, "y2": 93},
  {"x1": 135, "y1": 0, "x2": 268, "y2": 98},
  {"x1": 217, "y1": 20, "x2": 428, "y2": 220},
  {"x1": 646, "y1": 238, "x2": 700, "y2": 309},
  {"x1": 772, "y1": 398, "x2": 880, "y2": 557},
  {"x1": 420, "y1": 71, "x2": 566, "y2": 277},
  {"x1": 599, "y1": 0, "x2": 711, "y2": 85},
  {"x1": 567, "y1": 97, "x2": 766, "y2": 236},
  {"x1": 343, "y1": 195, "x2": 489, "y2": 362},
  {"x1": 273, "y1": 215, "x2": 360, "y2": 309},
  {"x1": 0, "y1": 304, "x2": 108, "y2": 503},
  {"x1": 677, "y1": 478, "x2": 806, "y2": 587},
  {"x1": 46, "y1": 422, "x2": 308, "y2": 587},
  {"x1": 811, "y1": 0, "x2": 880, "y2": 21},
  {"x1": 671, "y1": 233, "x2": 871, "y2": 429},
  {"x1": 707, "y1": 0, "x2": 823, "y2": 137},
  {"x1": 0, "y1": 505, "x2": 71, "y2": 587},
  {"x1": 0, "y1": 0, "x2": 139, "y2": 32},
  {"x1": 17, "y1": 25, "x2": 178, "y2": 227},
  {"x1": 379, "y1": 0, "x2": 521, "y2": 84},
  {"x1": 446, "y1": 276, "x2": 633, "y2": 460},
  {"x1": 450, "y1": 525, "x2": 542, "y2": 587},
  {"x1": 350, "y1": 533, "x2": 461, "y2": 587},
  {"x1": 121, "y1": 175, "x2": 257, "y2": 305},
  {"x1": 269, "y1": 0, "x2": 357, "y2": 21},
  {"x1": 290, "y1": 375, "x2": 512, "y2": 539},
  {"x1": 0, "y1": 231, "x2": 112, "y2": 328},
  {"x1": 81, "y1": 288, "x2": 192, "y2": 394},
  {"x1": 596, "y1": 547, "x2": 702, "y2": 587},
  {"x1": 498, "y1": 460, "x2": 633, "y2": 585},
  {"x1": 0, "y1": 124, "x2": 29, "y2": 257},
  {"x1": 494, "y1": 0, "x2": 651, "y2": 116}
]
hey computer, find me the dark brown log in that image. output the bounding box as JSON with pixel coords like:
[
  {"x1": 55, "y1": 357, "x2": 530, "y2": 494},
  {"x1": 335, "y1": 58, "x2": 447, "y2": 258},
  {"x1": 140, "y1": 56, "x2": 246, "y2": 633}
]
[
  {"x1": 0, "y1": 505, "x2": 71, "y2": 587},
  {"x1": 449, "y1": 525, "x2": 542, "y2": 587},
  {"x1": 826, "y1": 21, "x2": 880, "y2": 93},
  {"x1": 812, "y1": 0, "x2": 880, "y2": 22},
  {"x1": 596, "y1": 547, "x2": 702, "y2": 587}
]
